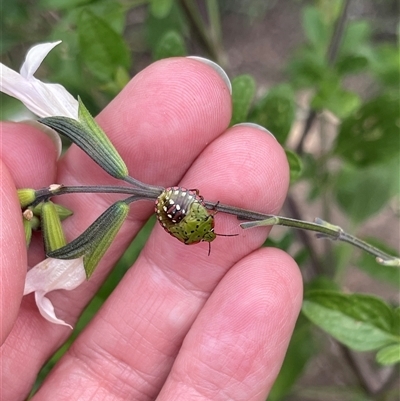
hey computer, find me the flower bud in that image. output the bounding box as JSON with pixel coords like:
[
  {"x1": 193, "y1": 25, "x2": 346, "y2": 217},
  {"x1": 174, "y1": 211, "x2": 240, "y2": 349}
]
[
  {"x1": 33, "y1": 202, "x2": 73, "y2": 221},
  {"x1": 17, "y1": 188, "x2": 36, "y2": 208},
  {"x1": 41, "y1": 201, "x2": 67, "y2": 253}
]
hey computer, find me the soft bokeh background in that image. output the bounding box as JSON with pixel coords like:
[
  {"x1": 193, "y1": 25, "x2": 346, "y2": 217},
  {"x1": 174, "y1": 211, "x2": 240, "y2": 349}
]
[{"x1": 1, "y1": 1, "x2": 399, "y2": 399}]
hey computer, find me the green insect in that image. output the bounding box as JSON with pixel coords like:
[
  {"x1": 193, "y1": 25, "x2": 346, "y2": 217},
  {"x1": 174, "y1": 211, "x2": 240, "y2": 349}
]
[{"x1": 155, "y1": 187, "x2": 236, "y2": 252}]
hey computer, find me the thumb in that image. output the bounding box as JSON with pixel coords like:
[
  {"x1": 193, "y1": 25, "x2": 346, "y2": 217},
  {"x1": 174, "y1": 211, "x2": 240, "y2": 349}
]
[{"x1": 0, "y1": 160, "x2": 27, "y2": 344}]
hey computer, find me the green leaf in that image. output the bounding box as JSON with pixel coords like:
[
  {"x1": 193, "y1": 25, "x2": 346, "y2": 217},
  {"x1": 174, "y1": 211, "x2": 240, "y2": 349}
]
[
  {"x1": 39, "y1": 0, "x2": 92, "y2": 10},
  {"x1": 302, "y1": 290, "x2": 399, "y2": 351},
  {"x1": 368, "y1": 44, "x2": 400, "y2": 88},
  {"x1": 335, "y1": 54, "x2": 369, "y2": 76},
  {"x1": 230, "y1": 74, "x2": 256, "y2": 126},
  {"x1": 285, "y1": 149, "x2": 303, "y2": 184},
  {"x1": 146, "y1": 2, "x2": 187, "y2": 53},
  {"x1": 248, "y1": 84, "x2": 296, "y2": 144},
  {"x1": 302, "y1": 6, "x2": 330, "y2": 50},
  {"x1": 356, "y1": 238, "x2": 400, "y2": 288},
  {"x1": 334, "y1": 93, "x2": 400, "y2": 166},
  {"x1": 339, "y1": 20, "x2": 371, "y2": 56},
  {"x1": 311, "y1": 77, "x2": 361, "y2": 119},
  {"x1": 77, "y1": 9, "x2": 130, "y2": 82},
  {"x1": 376, "y1": 343, "x2": 400, "y2": 366},
  {"x1": 287, "y1": 49, "x2": 328, "y2": 88},
  {"x1": 38, "y1": 98, "x2": 129, "y2": 180},
  {"x1": 48, "y1": 201, "x2": 129, "y2": 278},
  {"x1": 335, "y1": 162, "x2": 396, "y2": 224},
  {"x1": 305, "y1": 276, "x2": 340, "y2": 293},
  {"x1": 154, "y1": 30, "x2": 187, "y2": 60},
  {"x1": 268, "y1": 316, "x2": 315, "y2": 400},
  {"x1": 150, "y1": 0, "x2": 174, "y2": 19}
]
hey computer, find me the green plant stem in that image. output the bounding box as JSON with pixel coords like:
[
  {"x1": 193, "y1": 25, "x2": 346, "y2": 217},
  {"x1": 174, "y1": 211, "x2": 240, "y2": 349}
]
[
  {"x1": 26, "y1": 184, "x2": 398, "y2": 265},
  {"x1": 285, "y1": 196, "x2": 323, "y2": 277},
  {"x1": 205, "y1": 0, "x2": 227, "y2": 66},
  {"x1": 179, "y1": 0, "x2": 222, "y2": 64},
  {"x1": 205, "y1": 201, "x2": 399, "y2": 265},
  {"x1": 339, "y1": 346, "x2": 373, "y2": 395},
  {"x1": 33, "y1": 184, "x2": 162, "y2": 205}
]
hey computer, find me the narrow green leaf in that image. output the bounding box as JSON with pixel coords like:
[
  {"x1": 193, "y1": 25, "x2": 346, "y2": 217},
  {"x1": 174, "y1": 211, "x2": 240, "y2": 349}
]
[
  {"x1": 41, "y1": 201, "x2": 67, "y2": 253},
  {"x1": 339, "y1": 20, "x2": 371, "y2": 56},
  {"x1": 230, "y1": 74, "x2": 256, "y2": 126},
  {"x1": 248, "y1": 84, "x2": 295, "y2": 144},
  {"x1": 77, "y1": 9, "x2": 130, "y2": 82},
  {"x1": 302, "y1": 6, "x2": 329, "y2": 50},
  {"x1": 285, "y1": 149, "x2": 303, "y2": 184},
  {"x1": 47, "y1": 201, "x2": 129, "y2": 278},
  {"x1": 302, "y1": 290, "x2": 399, "y2": 351},
  {"x1": 376, "y1": 343, "x2": 400, "y2": 366},
  {"x1": 38, "y1": 99, "x2": 129, "y2": 180},
  {"x1": 334, "y1": 93, "x2": 400, "y2": 166},
  {"x1": 150, "y1": 0, "x2": 174, "y2": 19},
  {"x1": 154, "y1": 30, "x2": 187, "y2": 60}
]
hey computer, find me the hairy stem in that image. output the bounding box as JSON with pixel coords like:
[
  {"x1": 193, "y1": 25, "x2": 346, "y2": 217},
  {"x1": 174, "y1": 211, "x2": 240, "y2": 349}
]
[
  {"x1": 204, "y1": 200, "x2": 399, "y2": 265},
  {"x1": 24, "y1": 184, "x2": 398, "y2": 265}
]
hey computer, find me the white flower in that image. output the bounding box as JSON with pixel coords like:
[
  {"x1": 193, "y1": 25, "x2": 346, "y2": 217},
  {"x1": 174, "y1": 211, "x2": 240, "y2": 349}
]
[
  {"x1": 0, "y1": 41, "x2": 79, "y2": 119},
  {"x1": 24, "y1": 257, "x2": 86, "y2": 329},
  {"x1": 1, "y1": 41, "x2": 84, "y2": 328}
]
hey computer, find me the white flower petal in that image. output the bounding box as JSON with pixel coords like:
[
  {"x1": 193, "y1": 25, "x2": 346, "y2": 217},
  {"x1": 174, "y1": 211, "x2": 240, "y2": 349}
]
[
  {"x1": 35, "y1": 291, "x2": 73, "y2": 329},
  {"x1": 20, "y1": 41, "x2": 62, "y2": 78},
  {"x1": 0, "y1": 41, "x2": 79, "y2": 119},
  {"x1": 24, "y1": 257, "x2": 86, "y2": 328},
  {"x1": 24, "y1": 257, "x2": 86, "y2": 295}
]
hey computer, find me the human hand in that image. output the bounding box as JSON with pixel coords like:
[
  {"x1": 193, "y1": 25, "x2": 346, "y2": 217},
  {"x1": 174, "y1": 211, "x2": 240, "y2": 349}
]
[{"x1": 1, "y1": 58, "x2": 302, "y2": 400}]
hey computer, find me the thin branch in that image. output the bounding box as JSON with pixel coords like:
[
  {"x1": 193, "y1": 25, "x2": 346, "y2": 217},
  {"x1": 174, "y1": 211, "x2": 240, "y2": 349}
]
[
  {"x1": 23, "y1": 183, "x2": 399, "y2": 265},
  {"x1": 178, "y1": 0, "x2": 222, "y2": 64},
  {"x1": 339, "y1": 345, "x2": 373, "y2": 395},
  {"x1": 285, "y1": 195, "x2": 323, "y2": 277},
  {"x1": 204, "y1": 200, "x2": 399, "y2": 265}
]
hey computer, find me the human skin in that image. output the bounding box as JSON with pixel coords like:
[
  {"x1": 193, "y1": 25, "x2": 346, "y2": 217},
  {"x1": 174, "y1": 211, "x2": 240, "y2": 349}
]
[{"x1": 0, "y1": 58, "x2": 303, "y2": 400}]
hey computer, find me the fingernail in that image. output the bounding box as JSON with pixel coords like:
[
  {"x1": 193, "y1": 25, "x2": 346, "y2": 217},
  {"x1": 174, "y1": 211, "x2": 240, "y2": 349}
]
[
  {"x1": 186, "y1": 56, "x2": 232, "y2": 94},
  {"x1": 232, "y1": 122, "x2": 276, "y2": 139},
  {"x1": 22, "y1": 120, "x2": 63, "y2": 158}
]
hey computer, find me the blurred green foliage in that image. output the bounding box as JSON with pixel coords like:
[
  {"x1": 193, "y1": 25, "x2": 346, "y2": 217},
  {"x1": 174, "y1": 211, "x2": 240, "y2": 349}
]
[{"x1": 2, "y1": 0, "x2": 399, "y2": 399}]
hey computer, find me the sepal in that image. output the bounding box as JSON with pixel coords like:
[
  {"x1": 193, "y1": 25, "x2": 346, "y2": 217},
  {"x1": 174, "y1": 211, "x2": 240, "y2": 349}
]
[
  {"x1": 17, "y1": 188, "x2": 36, "y2": 208},
  {"x1": 38, "y1": 97, "x2": 129, "y2": 180},
  {"x1": 41, "y1": 201, "x2": 67, "y2": 253},
  {"x1": 47, "y1": 200, "x2": 129, "y2": 278},
  {"x1": 33, "y1": 201, "x2": 73, "y2": 221}
]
